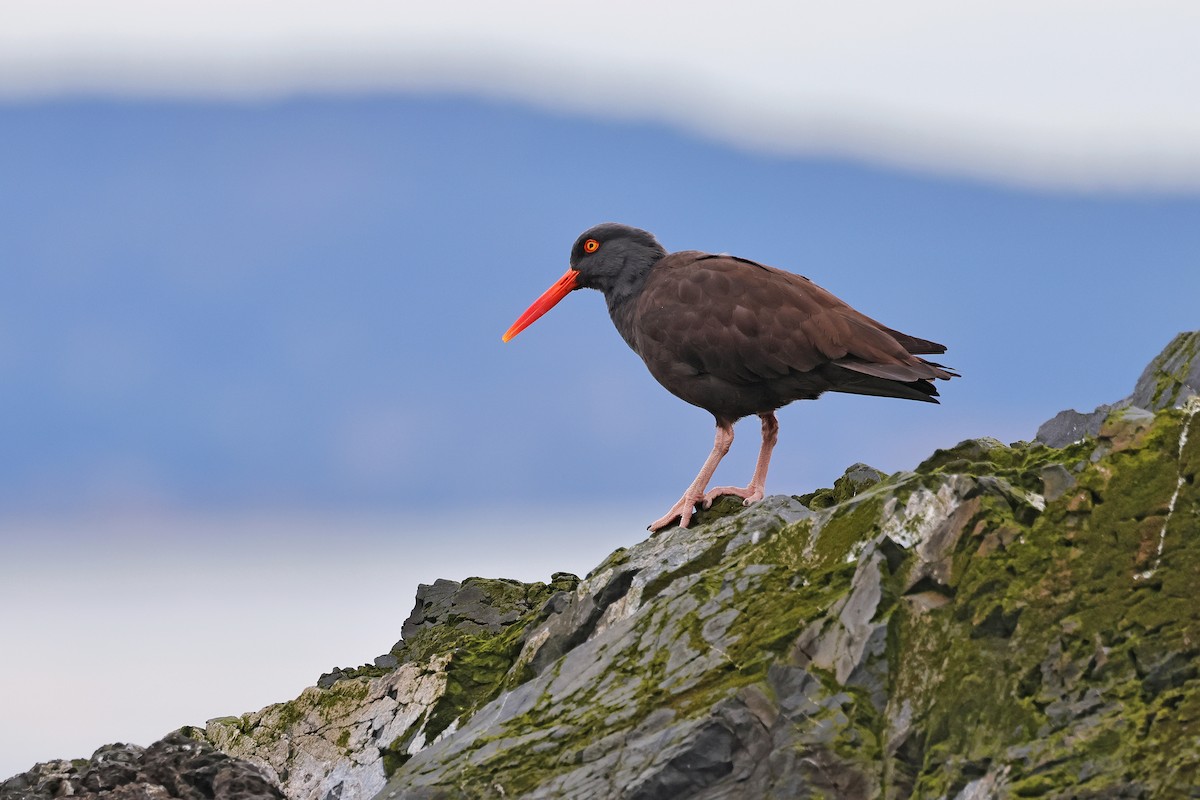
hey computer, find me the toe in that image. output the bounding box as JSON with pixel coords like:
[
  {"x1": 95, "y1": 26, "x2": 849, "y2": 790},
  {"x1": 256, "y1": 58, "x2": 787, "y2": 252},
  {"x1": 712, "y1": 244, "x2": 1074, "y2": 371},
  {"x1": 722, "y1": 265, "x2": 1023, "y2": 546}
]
[{"x1": 648, "y1": 495, "x2": 700, "y2": 532}]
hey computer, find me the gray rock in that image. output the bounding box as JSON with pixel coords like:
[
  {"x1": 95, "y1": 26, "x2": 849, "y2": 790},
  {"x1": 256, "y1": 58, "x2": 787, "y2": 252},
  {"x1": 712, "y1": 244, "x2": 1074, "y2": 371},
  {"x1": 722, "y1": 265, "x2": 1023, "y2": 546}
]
[
  {"x1": 797, "y1": 462, "x2": 886, "y2": 509},
  {"x1": 396, "y1": 575, "x2": 566, "y2": 654},
  {"x1": 620, "y1": 719, "x2": 737, "y2": 800},
  {"x1": 0, "y1": 731, "x2": 283, "y2": 800},
  {"x1": 317, "y1": 669, "x2": 349, "y2": 689},
  {"x1": 1036, "y1": 405, "x2": 1112, "y2": 447},
  {"x1": 519, "y1": 565, "x2": 640, "y2": 678},
  {"x1": 1040, "y1": 463, "x2": 1077, "y2": 502},
  {"x1": 401, "y1": 579, "x2": 469, "y2": 639},
  {"x1": 1127, "y1": 330, "x2": 1200, "y2": 411},
  {"x1": 793, "y1": 548, "x2": 886, "y2": 688},
  {"x1": 203, "y1": 655, "x2": 451, "y2": 800},
  {"x1": 1037, "y1": 330, "x2": 1200, "y2": 446},
  {"x1": 951, "y1": 766, "x2": 1010, "y2": 800},
  {"x1": 840, "y1": 462, "x2": 886, "y2": 490}
]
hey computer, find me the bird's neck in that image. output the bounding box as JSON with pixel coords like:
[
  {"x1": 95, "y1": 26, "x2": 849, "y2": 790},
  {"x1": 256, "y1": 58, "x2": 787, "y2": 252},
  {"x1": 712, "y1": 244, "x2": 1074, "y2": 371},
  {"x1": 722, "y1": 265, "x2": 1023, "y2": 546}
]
[{"x1": 600, "y1": 257, "x2": 656, "y2": 348}]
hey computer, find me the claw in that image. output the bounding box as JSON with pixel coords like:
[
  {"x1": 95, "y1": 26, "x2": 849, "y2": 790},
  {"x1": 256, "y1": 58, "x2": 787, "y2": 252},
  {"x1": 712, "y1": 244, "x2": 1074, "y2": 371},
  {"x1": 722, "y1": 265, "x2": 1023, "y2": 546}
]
[
  {"x1": 648, "y1": 492, "x2": 703, "y2": 532},
  {"x1": 647, "y1": 415, "x2": 777, "y2": 532},
  {"x1": 703, "y1": 485, "x2": 764, "y2": 508}
]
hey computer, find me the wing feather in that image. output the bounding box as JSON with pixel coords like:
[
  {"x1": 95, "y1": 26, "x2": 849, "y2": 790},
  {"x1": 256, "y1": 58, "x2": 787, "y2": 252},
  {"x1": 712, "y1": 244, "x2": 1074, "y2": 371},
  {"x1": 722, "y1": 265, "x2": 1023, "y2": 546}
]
[{"x1": 633, "y1": 252, "x2": 953, "y2": 387}]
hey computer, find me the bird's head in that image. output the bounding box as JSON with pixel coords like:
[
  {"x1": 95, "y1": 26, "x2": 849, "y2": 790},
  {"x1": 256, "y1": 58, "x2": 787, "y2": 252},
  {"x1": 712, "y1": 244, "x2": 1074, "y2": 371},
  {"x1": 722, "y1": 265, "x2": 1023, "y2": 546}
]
[{"x1": 503, "y1": 223, "x2": 666, "y2": 342}]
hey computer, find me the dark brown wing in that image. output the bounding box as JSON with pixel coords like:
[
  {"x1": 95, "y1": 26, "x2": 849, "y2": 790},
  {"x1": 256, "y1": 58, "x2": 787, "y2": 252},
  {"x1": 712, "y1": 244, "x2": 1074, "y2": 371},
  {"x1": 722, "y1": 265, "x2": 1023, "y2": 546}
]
[{"x1": 633, "y1": 252, "x2": 954, "y2": 388}]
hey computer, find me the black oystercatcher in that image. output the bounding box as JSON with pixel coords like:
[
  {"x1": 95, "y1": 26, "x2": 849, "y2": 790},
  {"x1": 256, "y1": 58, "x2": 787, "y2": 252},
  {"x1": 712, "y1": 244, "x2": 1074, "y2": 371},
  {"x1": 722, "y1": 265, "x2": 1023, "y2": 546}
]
[{"x1": 503, "y1": 223, "x2": 957, "y2": 531}]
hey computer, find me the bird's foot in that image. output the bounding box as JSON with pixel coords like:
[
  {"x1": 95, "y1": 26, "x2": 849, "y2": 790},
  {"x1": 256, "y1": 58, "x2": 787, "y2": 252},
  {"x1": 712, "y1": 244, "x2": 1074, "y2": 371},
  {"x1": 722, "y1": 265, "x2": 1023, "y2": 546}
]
[
  {"x1": 702, "y1": 485, "x2": 764, "y2": 509},
  {"x1": 648, "y1": 492, "x2": 705, "y2": 532}
]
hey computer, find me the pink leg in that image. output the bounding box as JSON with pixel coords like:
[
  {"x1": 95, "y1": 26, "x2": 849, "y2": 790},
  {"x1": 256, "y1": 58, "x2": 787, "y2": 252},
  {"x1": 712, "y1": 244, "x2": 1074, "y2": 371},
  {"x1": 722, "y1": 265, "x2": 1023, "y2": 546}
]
[
  {"x1": 703, "y1": 412, "x2": 779, "y2": 508},
  {"x1": 648, "y1": 421, "x2": 735, "y2": 532}
]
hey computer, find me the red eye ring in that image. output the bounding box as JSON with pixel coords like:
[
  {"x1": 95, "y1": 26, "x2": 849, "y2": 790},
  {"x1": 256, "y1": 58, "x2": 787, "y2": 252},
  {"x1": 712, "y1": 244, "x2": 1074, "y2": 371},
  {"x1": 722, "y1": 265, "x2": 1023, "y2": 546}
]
[{"x1": 583, "y1": 238, "x2": 600, "y2": 253}]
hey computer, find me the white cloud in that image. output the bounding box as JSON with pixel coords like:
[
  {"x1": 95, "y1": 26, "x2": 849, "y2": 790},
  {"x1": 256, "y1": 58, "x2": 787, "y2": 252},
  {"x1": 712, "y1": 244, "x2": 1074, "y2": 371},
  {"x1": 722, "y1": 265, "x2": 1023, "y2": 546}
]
[{"x1": 3, "y1": 1, "x2": 1199, "y2": 188}]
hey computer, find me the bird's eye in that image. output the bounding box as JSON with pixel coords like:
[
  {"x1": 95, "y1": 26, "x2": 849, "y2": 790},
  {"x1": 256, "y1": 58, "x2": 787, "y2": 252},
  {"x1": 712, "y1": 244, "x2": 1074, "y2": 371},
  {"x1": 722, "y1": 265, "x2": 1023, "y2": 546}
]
[{"x1": 583, "y1": 238, "x2": 601, "y2": 253}]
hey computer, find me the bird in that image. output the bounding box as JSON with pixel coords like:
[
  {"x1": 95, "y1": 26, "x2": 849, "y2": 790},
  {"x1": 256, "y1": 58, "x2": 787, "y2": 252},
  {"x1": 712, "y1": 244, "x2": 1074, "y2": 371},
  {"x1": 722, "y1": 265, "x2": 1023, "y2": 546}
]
[{"x1": 502, "y1": 223, "x2": 957, "y2": 532}]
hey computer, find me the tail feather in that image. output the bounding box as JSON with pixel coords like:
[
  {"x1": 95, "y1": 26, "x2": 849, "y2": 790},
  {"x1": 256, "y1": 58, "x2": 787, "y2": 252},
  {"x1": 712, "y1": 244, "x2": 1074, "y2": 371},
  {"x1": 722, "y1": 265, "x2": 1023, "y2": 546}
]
[
  {"x1": 882, "y1": 326, "x2": 948, "y2": 355},
  {"x1": 834, "y1": 356, "x2": 957, "y2": 382},
  {"x1": 819, "y1": 363, "x2": 942, "y2": 404}
]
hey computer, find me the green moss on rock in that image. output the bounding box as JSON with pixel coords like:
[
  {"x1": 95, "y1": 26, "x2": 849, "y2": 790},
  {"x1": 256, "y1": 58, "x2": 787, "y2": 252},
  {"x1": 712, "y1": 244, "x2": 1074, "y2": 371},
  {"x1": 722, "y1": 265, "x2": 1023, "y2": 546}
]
[
  {"x1": 798, "y1": 463, "x2": 888, "y2": 510},
  {"x1": 390, "y1": 408, "x2": 1197, "y2": 797}
]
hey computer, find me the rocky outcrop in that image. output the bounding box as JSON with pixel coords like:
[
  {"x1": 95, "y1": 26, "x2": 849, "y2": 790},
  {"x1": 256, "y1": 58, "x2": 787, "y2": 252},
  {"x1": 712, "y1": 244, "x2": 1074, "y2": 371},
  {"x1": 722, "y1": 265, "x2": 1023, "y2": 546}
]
[
  {"x1": 199, "y1": 576, "x2": 579, "y2": 800},
  {"x1": 7, "y1": 331, "x2": 1200, "y2": 799},
  {"x1": 367, "y1": 331, "x2": 1200, "y2": 798},
  {"x1": 1036, "y1": 330, "x2": 1200, "y2": 447},
  {"x1": 0, "y1": 730, "x2": 283, "y2": 800},
  {"x1": 370, "y1": 392, "x2": 1200, "y2": 798}
]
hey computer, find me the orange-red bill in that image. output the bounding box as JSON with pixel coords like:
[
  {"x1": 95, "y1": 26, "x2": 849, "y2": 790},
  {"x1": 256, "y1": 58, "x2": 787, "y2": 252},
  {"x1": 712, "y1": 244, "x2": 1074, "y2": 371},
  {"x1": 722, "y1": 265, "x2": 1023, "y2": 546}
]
[{"x1": 502, "y1": 269, "x2": 580, "y2": 342}]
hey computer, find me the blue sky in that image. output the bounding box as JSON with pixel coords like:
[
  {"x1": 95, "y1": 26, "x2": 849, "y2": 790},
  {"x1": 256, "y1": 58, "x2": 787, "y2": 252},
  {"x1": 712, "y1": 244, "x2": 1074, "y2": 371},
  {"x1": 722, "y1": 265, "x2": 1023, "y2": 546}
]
[
  {"x1": 5, "y1": 97, "x2": 1198, "y2": 519},
  {"x1": 3, "y1": 1, "x2": 1200, "y2": 781}
]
